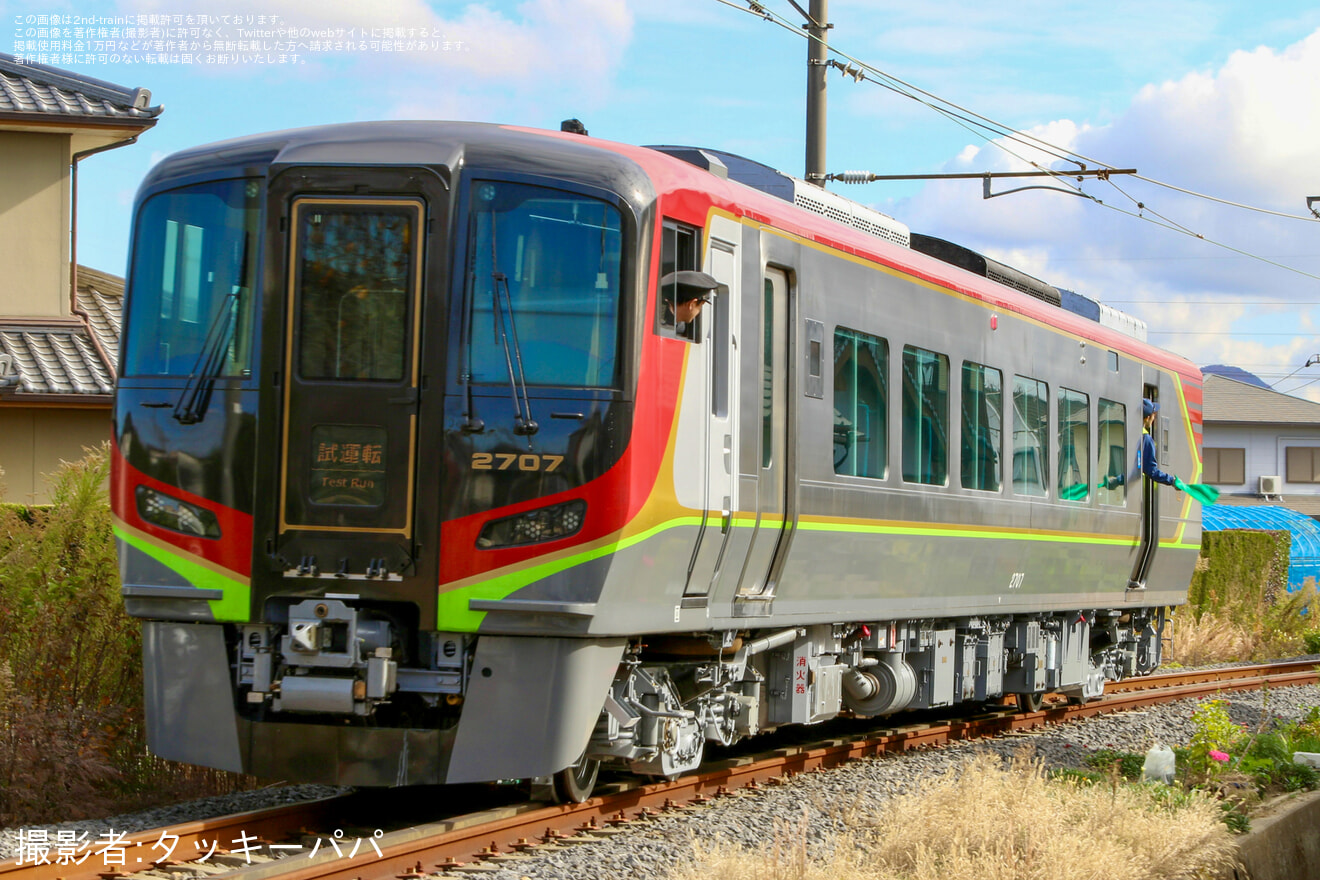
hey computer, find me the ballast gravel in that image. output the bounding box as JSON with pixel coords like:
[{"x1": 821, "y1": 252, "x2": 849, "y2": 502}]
[
  {"x1": 2, "y1": 678, "x2": 1317, "y2": 876},
  {"x1": 467, "y1": 682, "x2": 1320, "y2": 880}
]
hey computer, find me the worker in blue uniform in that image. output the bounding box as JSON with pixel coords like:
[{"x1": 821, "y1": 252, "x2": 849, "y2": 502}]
[
  {"x1": 1123, "y1": 397, "x2": 1188, "y2": 591},
  {"x1": 1103, "y1": 398, "x2": 1187, "y2": 492},
  {"x1": 1135, "y1": 398, "x2": 1185, "y2": 491}
]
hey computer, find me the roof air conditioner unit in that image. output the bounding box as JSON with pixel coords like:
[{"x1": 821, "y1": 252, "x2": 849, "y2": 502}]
[{"x1": 1259, "y1": 475, "x2": 1281, "y2": 496}]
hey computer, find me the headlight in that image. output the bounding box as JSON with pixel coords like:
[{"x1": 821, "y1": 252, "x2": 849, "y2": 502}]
[
  {"x1": 477, "y1": 499, "x2": 586, "y2": 549},
  {"x1": 135, "y1": 486, "x2": 222, "y2": 538}
]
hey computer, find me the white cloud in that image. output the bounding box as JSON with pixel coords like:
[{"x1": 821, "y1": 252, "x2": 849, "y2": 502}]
[
  {"x1": 892, "y1": 26, "x2": 1320, "y2": 386},
  {"x1": 115, "y1": 0, "x2": 634, "y2": 98}
]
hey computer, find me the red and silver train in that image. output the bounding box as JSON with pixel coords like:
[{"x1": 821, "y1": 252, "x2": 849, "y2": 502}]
[{"x1": 111, "y1": 122, "x2": 1201, "y2": 801}]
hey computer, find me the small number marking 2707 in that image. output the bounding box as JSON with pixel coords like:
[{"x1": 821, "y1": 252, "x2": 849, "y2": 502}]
[
  {"x1": 1008, "y1": 572, "x2": 1026, "y2": 590},
  {"x1": 471, "y1": 453, "x2": 564, "y2": 472}
]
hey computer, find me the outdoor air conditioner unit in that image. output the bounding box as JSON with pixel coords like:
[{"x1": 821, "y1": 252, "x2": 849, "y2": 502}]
[{"x1": 1259, "y1": 475, "x2": 1282, "y2": 496}]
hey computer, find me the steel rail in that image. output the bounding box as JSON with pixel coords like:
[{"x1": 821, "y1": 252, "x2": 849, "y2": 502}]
[{"x1": 3, "y1": 660, "x2": 1315, "y2": 880}]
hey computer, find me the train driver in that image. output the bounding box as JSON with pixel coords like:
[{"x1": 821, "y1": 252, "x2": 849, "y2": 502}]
[{"x1": 660, "y1": 270, "x2": 720, "y2": 341}]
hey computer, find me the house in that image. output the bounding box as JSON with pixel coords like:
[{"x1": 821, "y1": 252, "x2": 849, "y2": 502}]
[
  {"x1": 0, "y1": 53, "x2": 160, "y2": 503},
  {"x1": 1201, "y1": 373, "x2": 1320, "y2": 518}
]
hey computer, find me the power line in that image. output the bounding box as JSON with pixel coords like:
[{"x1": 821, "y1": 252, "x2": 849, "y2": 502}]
[
  {"x1": 1104, "y1": 301, "x2": 1320, "y2": 305},
  {"x1": 1268, "y1": 357, "x2": 1320, "y2": 389},
  {"x1": 715, "y1": 0, "x2": 1320, "y2": 278},
  {"x1": 1147, "y1": 331, "x2": 1312, "y2": 336}
]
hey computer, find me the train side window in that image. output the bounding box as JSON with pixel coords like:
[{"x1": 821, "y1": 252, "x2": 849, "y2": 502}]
[
  {"x1": 658, "y1": 220, "x2": 701, "y2": 341},
  {"x1": 1097, "y1": 398, "x2": 1127, "y2": 505},
  {"x1": 960, "y1": 362, "x2": 1002, "y2": 492},
  {"x1": 1058, "y1": 388, "x2": 1090, "y2": 502},
  {"x1": 833, "y1": 327, "x2": 888, "y2": 478},
  {"x1": 1012, "y1": 376, "x2": 1049, "y2": 497},
  {"x1": 902, "y1": 345, "x2": 949, "y2": 485}
]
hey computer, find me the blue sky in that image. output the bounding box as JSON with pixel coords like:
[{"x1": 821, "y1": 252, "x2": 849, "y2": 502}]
[{"x1": 8, "y1": 0, "x2": 1320, "y2": 394}]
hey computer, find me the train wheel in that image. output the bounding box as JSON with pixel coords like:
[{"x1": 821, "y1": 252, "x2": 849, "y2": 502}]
[
  {"x1": 1016, "y1": 692, "x2": 1043, "y2": 713},
  {"x1": 552, "y1": 753, "x2": 600, "y2": 804}
]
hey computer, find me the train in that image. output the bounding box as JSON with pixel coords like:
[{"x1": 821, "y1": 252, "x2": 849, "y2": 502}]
[{"x1": 111, "y1": 121, "x2": 1202, "y2": 802}]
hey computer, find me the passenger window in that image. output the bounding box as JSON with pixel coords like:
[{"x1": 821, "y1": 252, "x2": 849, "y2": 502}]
[
  {"x1": 902, "y1": 346, "x2": 949, "y2": 485},
  {"x1": 1058, "y1": 388, "x2": 1090, "y2": 502},
  {"x1": 1012, "y1": 376, "x2": 1049, "y2": 497},
  {"x1": 834, "y1": 328, "x2": 888, "y2": 478},
  {"x1": 658, "y1": 221, "x2": 702, "y2": 341},
  {"x1": 961, "y1": 362, "x2": 1002, "y2": 492},
  {"x1": 1097, "y1": 398, "x2": 1127, "y2": 505}
]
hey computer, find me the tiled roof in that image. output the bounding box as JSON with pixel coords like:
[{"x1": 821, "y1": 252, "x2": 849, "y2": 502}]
[
  {"x1": 0, "y1": 266, "x2": 121, "y2": 398},
  {"x1": 76, "y1": 265, "x2": 122, "y2": 367},
  {"x1": 1202, "y1": 374, "x2": 1320, "y2": 425},
  {"x1": 0, "y1": 52, "x2": 161, "y2": 121}
]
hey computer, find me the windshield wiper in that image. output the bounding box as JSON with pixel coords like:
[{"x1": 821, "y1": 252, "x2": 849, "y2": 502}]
[
  {"x1": 491, "y1": 269, "x2": 538, "y2": 437},
  {"x1": 173, "y1": 290, "x2": 237, "y2": 425},
  {"x1": 479, "y1": 207, "x2": 536, "y2": 439}
]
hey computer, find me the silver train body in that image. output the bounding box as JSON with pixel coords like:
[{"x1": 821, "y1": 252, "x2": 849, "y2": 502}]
[{"x1": 115, "y1": 123, "x2": 1201, "y2": 792}]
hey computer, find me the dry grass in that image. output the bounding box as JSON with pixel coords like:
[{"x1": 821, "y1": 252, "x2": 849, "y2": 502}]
[
  {"x1": 668, "y1": 754, "x2": 1238, "y2": 880},
  {"x1": 1167, "y1": 581, "x2": 1320, "y2": 666},
  {"x1": 0, "y1": 448, "x2": 256, "y2": 825},
  {"x1": 1166, "y1": 611, "x2": 1255, "y2": 667}
]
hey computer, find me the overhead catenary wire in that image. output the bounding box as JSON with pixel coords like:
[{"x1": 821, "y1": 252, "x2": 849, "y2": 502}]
[
  {"x1": 717, "y1": 0, "x2": 1320, "y2": 377},
  {"x1": 715, "y1": 0, "x2": 1320, "y2": 236}
]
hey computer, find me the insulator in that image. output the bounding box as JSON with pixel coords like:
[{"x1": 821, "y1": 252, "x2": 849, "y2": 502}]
[{"x1": 837, "y1": 170, "x2": 875, "y2": 184}]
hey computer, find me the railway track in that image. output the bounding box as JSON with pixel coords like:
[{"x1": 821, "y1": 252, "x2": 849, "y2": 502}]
[{"x1": 4, "y1": 659, "x2": 1315, "y2": 880}]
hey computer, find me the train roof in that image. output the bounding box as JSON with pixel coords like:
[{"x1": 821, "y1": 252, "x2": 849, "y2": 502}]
[
  {"x1": 136, "y1": 120, "x2": 1197, "y2": 383},
  {"x1": 598, "y1": 134, "x2": 1197, "y2": 382},
  {"x1": 135, "y1": 120, "x2": 658, "y2": 218}
]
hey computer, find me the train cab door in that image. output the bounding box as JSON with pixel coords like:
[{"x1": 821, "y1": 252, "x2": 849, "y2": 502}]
[
  {"x1": 681, "y1": 233, "x2": 740, "y2": 603},
  {"x1": 1128, "y1": 376, "x2": 1166, "y2": 589},
  {"x1": 732, "y1": 266, "x2": 791, "y2": 614},
  {"x1": 275, "y1": 196, "x2": 426, "y2": 580}
]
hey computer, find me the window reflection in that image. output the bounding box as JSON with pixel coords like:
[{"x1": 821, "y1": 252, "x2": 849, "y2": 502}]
[
  {"x1": 1013, "y1": 376, "x2": 1049, "y2": 496},
  {"x1": 296, "y1": 204, "x2": 416, "y2": 382},
  {"x1": 902, "y1": 346, "x2": 949, "y2": 485},
  {"x1": 465, "y1": 182, "x2": 623, "y2": 388},
  {"x1": 961, "y1": 362, "x2": 1002, "y2": 492},
  {"x1": 124, "y1": 179, "x2": 259, "y2": 378}
]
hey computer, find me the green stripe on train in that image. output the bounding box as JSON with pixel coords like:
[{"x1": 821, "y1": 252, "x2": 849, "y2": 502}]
[
  {"x1": 435, "y1": 516, "x2": 705, "y2": 631},
  {"x1": 435, "y1": 515, "x2": 1197, "y2": 631},
  {"x1": 114, "y1": 525, "x2": 253, "y2": 622}
]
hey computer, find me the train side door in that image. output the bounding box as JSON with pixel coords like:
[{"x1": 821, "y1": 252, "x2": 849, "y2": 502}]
[
  {"x1": 1128, "y1": 375, "x2": 1165, "y2": 588},
  {"x1": 733, "y1": 266, "x2": 791, "y2": 611},
  {"x1": 682, "y1": 234, "x2": 740, "y2": 601},
  {"x1": 275, "y1": 196, "x2": 425, "y2": 579}
]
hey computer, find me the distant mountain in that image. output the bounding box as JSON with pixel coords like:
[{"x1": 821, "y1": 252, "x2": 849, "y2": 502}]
[{"x1": 1201, "y1": 364, "x2": 1269, "y2": 388}]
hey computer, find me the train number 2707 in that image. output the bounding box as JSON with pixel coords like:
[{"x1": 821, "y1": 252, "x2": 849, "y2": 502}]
[{"x1": 471, "y1": 453, "x2": 564, "y2": 472}]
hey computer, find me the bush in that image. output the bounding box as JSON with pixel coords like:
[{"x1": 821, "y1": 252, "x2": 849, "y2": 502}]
[
  {"x1": 1171, "y1": 529, "x2": 1320, "y2": 664},
  {"x1": 1083, "y1": 748, "x2": 1145, "y2": 780},
  {"x1": 0, "y1": 447, "x2": 253, "y2": 825}
]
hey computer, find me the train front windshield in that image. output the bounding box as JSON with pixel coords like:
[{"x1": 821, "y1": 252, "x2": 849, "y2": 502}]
[
  {"x1": 123, "y1": 179, "x2": 260, "y2": 379},
  {"x1": 463, "y1": 181, "x2": 624, "y2": 390}
]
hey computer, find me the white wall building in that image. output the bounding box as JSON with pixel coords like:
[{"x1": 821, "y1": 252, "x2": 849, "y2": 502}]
[{"x1": 1202, "y1": 374, "x2": 1320, "y2": 518}]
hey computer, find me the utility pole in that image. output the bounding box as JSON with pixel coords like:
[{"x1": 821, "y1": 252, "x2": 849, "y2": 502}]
[{"x1": 803, "y1": 0, "x2": 828, "y2": 187}]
